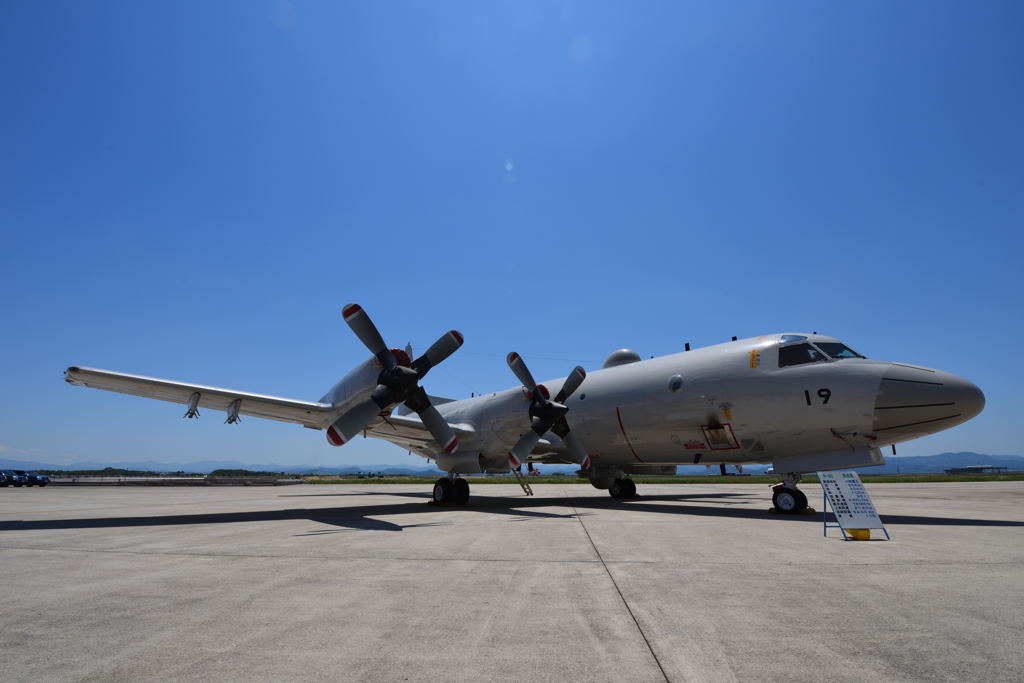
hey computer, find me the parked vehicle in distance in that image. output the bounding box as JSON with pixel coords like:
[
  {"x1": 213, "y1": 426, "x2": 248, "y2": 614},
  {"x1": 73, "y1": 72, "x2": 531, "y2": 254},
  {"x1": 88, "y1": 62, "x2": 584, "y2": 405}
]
[
  {"x1": 1, "y1": 470, "x2": 28, "y2": 487},
  {"x1": 12, "y1": 470, "x2": 49, "y2": 487}
]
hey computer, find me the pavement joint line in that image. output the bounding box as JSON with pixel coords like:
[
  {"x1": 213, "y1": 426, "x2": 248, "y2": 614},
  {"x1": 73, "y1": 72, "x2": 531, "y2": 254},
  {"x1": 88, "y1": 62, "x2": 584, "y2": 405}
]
[{"x1": 563, "y1": 487, "x2": 671, "y2": 683}]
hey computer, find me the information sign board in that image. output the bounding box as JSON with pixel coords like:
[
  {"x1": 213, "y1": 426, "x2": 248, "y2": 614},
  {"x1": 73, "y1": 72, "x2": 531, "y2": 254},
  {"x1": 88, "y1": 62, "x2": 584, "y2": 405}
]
[{"x1": 817, "y1": 470, "x2": 885, "y2": 530}]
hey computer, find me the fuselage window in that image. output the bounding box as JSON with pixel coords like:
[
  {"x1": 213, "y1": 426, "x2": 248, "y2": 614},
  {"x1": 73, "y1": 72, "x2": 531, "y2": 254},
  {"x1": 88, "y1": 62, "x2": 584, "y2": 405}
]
[
  {"x1": 815, "y1": 342, "x2": 864, "y2": 359},
  {"x1": 778, "y1": 343, "x2": 827, "y2": 367}
]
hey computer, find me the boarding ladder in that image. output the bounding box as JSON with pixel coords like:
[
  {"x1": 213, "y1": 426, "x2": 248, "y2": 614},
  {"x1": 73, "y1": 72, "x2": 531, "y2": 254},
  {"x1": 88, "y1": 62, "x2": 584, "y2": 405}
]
[{"x1": 511, "y1": 467, "x2": 534, "y2": 496}]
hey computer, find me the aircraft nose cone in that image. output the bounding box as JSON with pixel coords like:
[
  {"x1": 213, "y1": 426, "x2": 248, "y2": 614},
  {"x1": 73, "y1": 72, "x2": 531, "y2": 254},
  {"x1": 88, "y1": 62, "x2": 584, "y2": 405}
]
[
  {"x1": 947, "y1": 374, "x2": 985, "y2": 422},
  {"x1": 873, "y1": 364, "x2": 985, "y2": 439}
]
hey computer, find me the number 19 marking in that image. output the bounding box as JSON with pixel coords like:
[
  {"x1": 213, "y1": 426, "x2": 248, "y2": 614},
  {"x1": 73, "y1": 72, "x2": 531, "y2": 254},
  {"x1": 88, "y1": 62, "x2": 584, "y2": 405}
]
[{"x1": 804, "y1": 388, "x2": 832, "y2": 405}]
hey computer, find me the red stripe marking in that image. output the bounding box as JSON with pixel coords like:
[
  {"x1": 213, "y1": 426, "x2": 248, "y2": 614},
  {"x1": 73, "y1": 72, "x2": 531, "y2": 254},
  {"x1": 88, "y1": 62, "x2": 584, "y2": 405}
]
[
  {"x1": 615, "y1": 407, "x2": 645, "y2": 463},
  {"x1": 508, "y1": 453, "x2": 520, "y2": 467},
  {"x1": 444, "y1": 437, "x2": 458, "y2": 454},
  {"x1": 342, "y1": 304, "x2": 362, "y2": 320},
  {"x1": 451, "y1": 330, "x2": 464, "y2": 345},
  {"x1": 508, "y1": 352, "x2": 520, "y2": 364}
]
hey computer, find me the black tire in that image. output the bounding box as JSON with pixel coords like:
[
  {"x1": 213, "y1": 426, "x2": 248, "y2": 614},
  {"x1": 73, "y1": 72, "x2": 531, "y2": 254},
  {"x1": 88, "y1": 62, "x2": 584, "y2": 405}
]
[
  {"x1": 432, "y1": 477, "x2": 453, "y2": 504},
  {"x1": 773, "y1": 487, "x2": 807, "y2": 514},
  {"x1": 454, "y1": 478, "x2": 470, "y2": 506},
  {"x1": 609, "y1": 478, "x2": 636, "y2": 499}
]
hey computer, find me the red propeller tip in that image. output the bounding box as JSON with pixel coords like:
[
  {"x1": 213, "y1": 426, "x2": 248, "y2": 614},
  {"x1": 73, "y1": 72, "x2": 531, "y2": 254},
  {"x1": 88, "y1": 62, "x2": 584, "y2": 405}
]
[
  {"x1": 507, "y1": 352, "x2": 519, "y2": 364},
  {"x1": 508, "y1": 453, "x2": 521, "y2": 467},
  {"x1": 326, "y1": 426, "x2": 346, "y2": 447},
  {"x1": 451, "y1": 330, "x2": 464, "y2": 345},
  {"x1": 342, "y1": 304, "x2": 362, "y2": 320},
  {"x1": 444, "y1": 437, "x2": 458, "y2": 454}
]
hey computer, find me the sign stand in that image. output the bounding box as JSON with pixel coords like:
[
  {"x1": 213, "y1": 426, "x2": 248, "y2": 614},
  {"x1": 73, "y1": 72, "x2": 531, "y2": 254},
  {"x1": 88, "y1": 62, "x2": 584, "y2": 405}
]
[{"x1": 818, "y1": 470, "x2": 890, "y2": 541}]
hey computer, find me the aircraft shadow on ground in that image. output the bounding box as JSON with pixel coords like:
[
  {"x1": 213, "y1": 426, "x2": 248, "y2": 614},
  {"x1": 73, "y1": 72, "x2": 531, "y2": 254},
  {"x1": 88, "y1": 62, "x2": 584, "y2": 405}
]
[{"x1": 1, "y1": 490, "x2": 1020, "y2": 533}]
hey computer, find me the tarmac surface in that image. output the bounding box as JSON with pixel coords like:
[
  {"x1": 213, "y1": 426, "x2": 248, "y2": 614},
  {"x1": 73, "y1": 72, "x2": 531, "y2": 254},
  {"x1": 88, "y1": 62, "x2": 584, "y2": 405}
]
[{"x1": 2, "y1": 481, "x2": 1022, "y2": 682}]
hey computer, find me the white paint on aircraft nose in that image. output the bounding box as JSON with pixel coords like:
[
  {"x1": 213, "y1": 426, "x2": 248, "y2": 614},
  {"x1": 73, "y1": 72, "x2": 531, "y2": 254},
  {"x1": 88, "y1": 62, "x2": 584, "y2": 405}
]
[{"x1": 873, "y1": 363, "x2": 985, "y2": 439}]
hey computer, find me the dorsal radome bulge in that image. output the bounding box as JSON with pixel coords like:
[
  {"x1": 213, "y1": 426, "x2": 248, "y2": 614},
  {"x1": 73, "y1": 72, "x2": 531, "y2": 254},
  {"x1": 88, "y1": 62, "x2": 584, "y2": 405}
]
[{"x1": 603, "y1": 349, "x2": 642, "y2": 369}]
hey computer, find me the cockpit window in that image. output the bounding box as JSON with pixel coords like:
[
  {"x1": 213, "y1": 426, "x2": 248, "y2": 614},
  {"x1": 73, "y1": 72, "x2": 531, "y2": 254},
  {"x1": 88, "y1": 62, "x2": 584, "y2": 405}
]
[
  {"x1": 778, "y1": 343, "x2": 827, "y2": 367},
  {"x1": 815, "y1": 342, "x2": 864, "y2": 359}
]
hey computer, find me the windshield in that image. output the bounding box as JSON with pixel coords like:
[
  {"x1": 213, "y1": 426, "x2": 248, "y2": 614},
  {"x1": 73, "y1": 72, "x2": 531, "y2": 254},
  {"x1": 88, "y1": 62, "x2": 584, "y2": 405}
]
[
  {"x1": 815, "y1": 342, "x2": 864, "y2": 359},
  {"x1": 778, "y1": 343, "x2": 828, "y2": 367}
]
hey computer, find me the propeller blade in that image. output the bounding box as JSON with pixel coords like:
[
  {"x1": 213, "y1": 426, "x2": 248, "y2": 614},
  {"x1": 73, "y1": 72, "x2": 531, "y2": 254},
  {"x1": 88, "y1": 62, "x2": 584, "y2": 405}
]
[
  {"x1": 403, "y1": 386, "x2": 458, "y2": 454},
  {"x1": 325, "y1": 399, "x2": 382, "y2": 446},
  {"x1": 560, "y1": 429, "x2": 591, "y2": 470},
  {"x1": 508, "y1": 429, "x2": 543, "y2": 468},
  {"x1": 412, "y1": 330, "x2": 464, "y2": 377},
  {"x1": 554, "y1": 366, "x2": 586, "y2": 403},
  {"x1": 508, "y1": 417, "x2": 554, "y2": 467},
  {"x1": 343, "y1": 304, "x2": 396, "y2": 370},
  {"x1": 506, "y1": 352, "x2": 539, "y2": 395},
  {"x1": 415, "y1": 402, "x2": 459, "y2": 454}
]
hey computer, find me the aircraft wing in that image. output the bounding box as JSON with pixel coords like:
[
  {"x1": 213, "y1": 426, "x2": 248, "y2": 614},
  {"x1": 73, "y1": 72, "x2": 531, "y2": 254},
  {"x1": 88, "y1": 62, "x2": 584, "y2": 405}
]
[
  {"x1": 64, "y1": 366, "x2": 337, "y2": 428},
  {"x1": 367, "y1": 413, "x2": 476, "y2": 455}
]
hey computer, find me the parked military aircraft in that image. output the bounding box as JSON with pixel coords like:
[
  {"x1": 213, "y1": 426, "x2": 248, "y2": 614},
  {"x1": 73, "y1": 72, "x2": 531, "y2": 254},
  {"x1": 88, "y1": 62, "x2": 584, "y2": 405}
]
[{"x1": 65, "y1": 304, "x2": 985, "y2": 512}]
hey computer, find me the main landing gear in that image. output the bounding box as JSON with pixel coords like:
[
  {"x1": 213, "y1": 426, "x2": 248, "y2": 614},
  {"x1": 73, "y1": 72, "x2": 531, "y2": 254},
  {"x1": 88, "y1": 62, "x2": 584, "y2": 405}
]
[
  {"x1": 609, "y1": 477, "x2": 637, "y2": 499},
  {"x1": 771, "y1": 473, "x2": 808, "y2": 514},
  {"x1": 432, "y1": 475, "x2": 470, "y2": 506}
]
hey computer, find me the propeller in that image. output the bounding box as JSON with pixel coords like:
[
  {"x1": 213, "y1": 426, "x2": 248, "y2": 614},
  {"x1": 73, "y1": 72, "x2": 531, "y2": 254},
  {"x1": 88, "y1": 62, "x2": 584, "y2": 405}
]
[
  {"x1": 327, "y1": 304, "x2": 464, "y2": 453},
  {"x1": 505, "y1": 352, "x2": 590, "y2": 470}
]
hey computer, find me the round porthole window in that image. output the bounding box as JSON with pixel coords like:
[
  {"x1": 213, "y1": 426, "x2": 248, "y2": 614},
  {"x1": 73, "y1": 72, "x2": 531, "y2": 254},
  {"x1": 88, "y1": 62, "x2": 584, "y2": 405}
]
[{"x1": 668, "y1": 375, "x2": 684, "y2": 393}]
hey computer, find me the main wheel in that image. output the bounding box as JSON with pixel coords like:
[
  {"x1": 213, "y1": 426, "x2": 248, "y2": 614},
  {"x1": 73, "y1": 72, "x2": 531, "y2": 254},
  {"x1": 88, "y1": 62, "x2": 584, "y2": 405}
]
[
  {"x1": 432, "y1": 477, "x2": 453, "y2": 504},
  {"x1": 454, "y1": 478, "x2": 470, "y2": 506},
  {"x1": 609, "y1": 478, "x2": 636, "y2": 499},
  {"x1": 773, "y1": 487, "x2": 808, "y2": 514}
]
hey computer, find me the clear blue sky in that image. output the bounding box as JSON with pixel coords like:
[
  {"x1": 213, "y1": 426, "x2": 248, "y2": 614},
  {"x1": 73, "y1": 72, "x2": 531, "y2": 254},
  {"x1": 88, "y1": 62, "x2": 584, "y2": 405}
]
[{"x1": 2, "y1": 1, "x2": 1021, "y2": 468}]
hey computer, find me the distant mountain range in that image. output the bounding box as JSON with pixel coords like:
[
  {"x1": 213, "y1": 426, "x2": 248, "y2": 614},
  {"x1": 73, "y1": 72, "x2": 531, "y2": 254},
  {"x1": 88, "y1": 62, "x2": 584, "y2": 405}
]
[{"x1": 2, "y1": 452, "x2": 1021, "y2": 475}]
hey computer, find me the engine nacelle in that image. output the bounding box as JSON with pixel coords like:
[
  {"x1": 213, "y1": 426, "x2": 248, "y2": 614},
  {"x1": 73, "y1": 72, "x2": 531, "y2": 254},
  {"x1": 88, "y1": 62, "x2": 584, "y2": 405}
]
[
  {"x1": 319, "y1": 357, "x2": 380, "y2": 407},
  {"x1": 320, "y1": 357, "x2": 381, "y2": 446},
  {"x1": 435, "y1": 453, "x2": 510, "y2": 475}
]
